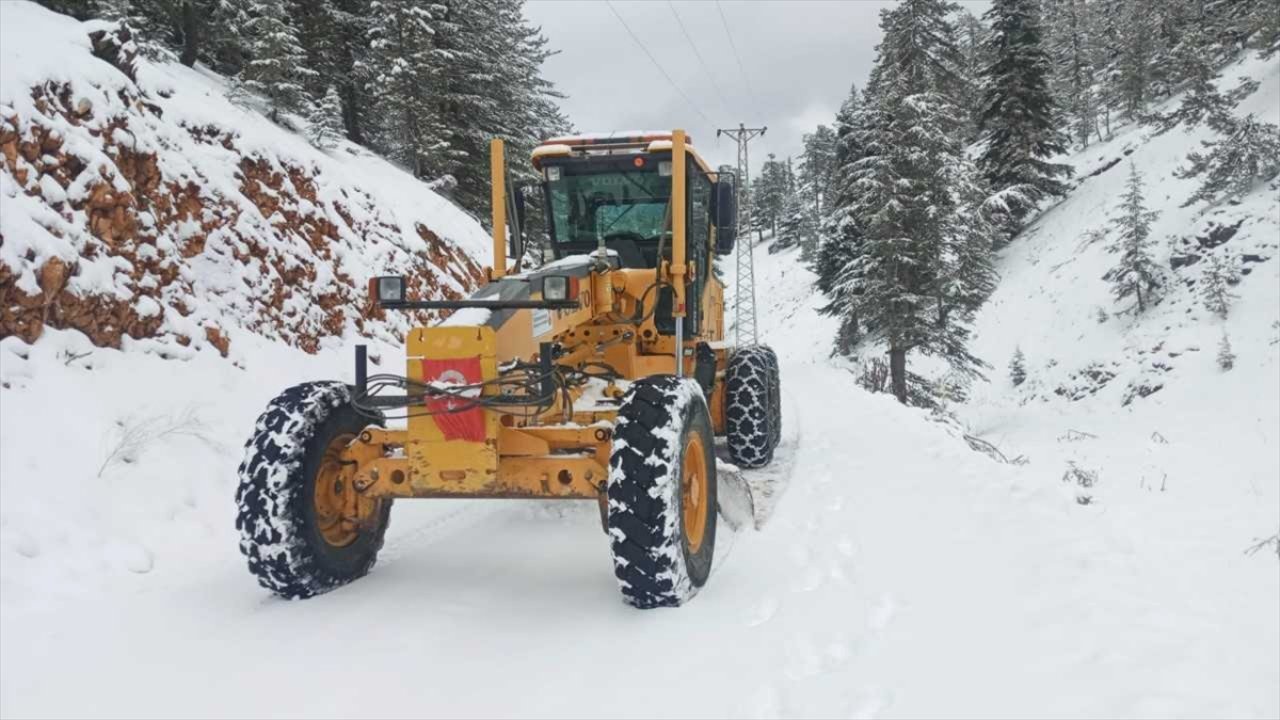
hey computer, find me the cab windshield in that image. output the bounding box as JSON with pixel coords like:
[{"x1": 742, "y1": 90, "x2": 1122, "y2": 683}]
[{"x1": 546, "y1": 168, "x2": 670, "y2": 248}]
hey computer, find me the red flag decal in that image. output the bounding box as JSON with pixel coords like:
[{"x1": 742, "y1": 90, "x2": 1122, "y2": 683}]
[{"x1": 422, "y1": 357, "x2": 486, "y2": 442}]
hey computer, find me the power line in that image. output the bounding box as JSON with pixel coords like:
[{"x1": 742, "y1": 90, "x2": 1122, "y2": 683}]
[
  {"x1": 604, "y1": 0, "x2": 714, "y2": 126},
  {"x1": 667, "y1": 1, "x2": 731, "y2": 117},
  {"x1": 715, "y1": 0, "x2": 756, "y2": 108}
]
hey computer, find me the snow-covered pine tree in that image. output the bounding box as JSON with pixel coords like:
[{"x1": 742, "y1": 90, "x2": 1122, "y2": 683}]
[
  {"x1": 1047, "y1": 0, "x2": 1099, "y2": 148},
  {"x1": 203, "y1": 0, "x2": 255, "y2": 75},
  {"x1": 96, "y1": 0, "x2": 176, "y2": 60},
  {"x1": 774, "y1": 189, "x2": 806, "y2": 254},
  {"x1": 753, "y1": 154, "x2": 791, "y2": 238},
  {"x1": 307, "y1": 85, "x2": 345, "y2": 149},
  {"x1": 287, "y1": 0, "x2": 342, "y2": 100},
  {"x1": 840, "y1": 0, "x2": 991, "y2": 403},
  {"x1": 1112, "y1": 0, "x2": 1159, "y2": 120},
  {"x1": 797, "y1": 125, "x2": 836, "y2": 261},
  {"x1": 1217, "y1": 332, "x2": 1236, "y2": 370},
  {"x1": 977, "y1": 0, "x2": 1072, "y2": 230},
  {"x1": 955, "y1": 9, "x2": 989, "y2": 143},
  {"x1": 1106, "y1": 161, "x2": 1162, "y2": 313},
  {"x1": 1200, "y1": 253, "x2": 1240, "y2": 318},
  {"x1": 1176, "y1": 113, "x2": 1280, "y2": 207},
  {"x1": 1248, "y1": 0, "x2": 1280, "y2": 58},
  {"x1": 239, "y1": 0, "x2": 315, "y2": 123},
  {"x1": 429, "y1": 0, "x2": 569, "y2": 215},
  {"x1": 363, "y1": 0, "x2": 442, "y2": 178},
  {"x1": 816, "y1": 84, "x2": 867, "y2": 357},
  {"x1": 1009, "y1": 346, "x2": 1027, "y2": 386},
  {"x1": 1160, "y1": 16, "x2": 1261, "y2": 133},
  {"x1": 774, "y1": 160, "x2": 813, "y2": 255},
  {"x1": 324, "y1": 0, "x2": 377, "y2": 146},
  {"x1": 1088, "y1": 0, "x2": 1124, "y2": 140}
]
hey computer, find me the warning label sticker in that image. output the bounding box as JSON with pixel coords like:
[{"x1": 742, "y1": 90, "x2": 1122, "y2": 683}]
[{"x1": 532, "y1": 308, "x2": 552, "y2": 338}]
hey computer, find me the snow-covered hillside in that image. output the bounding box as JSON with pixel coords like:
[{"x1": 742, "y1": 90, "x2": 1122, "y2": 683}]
[
  {"x1": 0, "y1": 2, "x2": 490, "y2": 360},
  {"x1": 960, "y1": 50, "x2": 1280, "y2": 597}
]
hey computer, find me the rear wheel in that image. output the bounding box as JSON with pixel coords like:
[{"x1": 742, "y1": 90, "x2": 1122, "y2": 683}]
[
  {"x1": 726, "y1": 345, "x2": 782, "y2": 468},
  {"x1": 607, "y1": 376, "x2": 717, "y2": 609},
  {"x1": 235, "y1": 382, "x2": 391, "y2": 599}
]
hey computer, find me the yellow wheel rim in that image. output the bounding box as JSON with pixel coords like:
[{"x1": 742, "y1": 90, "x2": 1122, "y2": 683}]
[
  {"x1": 313, "y1": 432, "x2": 372, "y2": 547},
  {"x1": 681, "y1": 433, "x2": 709, "y2": 554}
]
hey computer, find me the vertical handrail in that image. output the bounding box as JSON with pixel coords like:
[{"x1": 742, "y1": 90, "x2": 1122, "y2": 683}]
[
  {"x1": 490, "y1": 138, "x2": 507, "y2": 279},
  {"x1": 672, "y1": 129, "x2": 688, "y2": 377}
]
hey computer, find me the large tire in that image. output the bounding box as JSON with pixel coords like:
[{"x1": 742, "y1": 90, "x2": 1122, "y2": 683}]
[
  {"x1": 726, "y1": 345, "x2": 782, "y2": 469},
  {"x1": 236, "y1": 382, "x2": 391, "y2": 599},
  {"x1": 607, "y1": 376, "x2": 717, "y2": 609},
  {"x1": 761, "y1": 346, "x2": 782, "y2": 449}
]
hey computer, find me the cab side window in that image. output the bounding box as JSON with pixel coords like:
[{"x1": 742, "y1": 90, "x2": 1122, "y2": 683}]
[{"x1": 688, "y1": 164, "x2": 712, "y2": 332}]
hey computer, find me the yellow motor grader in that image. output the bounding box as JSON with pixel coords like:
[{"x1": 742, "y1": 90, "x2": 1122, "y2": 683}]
[{"x1": 235, "y1": 130, "x2": 781, "y2": 608}]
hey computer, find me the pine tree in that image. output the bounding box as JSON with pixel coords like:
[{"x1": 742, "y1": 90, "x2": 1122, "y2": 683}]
[
  {"x1": 840, "y1": 0, "x2": 992, "y2": 403},
  {"x1": 97, "y1": 0, "x2": 176, "y2": 60},
  {"x1": 307, "y1": 85, "x2": 345, "y2": 149},
  {"x1": 1009, "y1": 346, "x2": 1027, "y2": 386},
  {"x1": 239, "y1": 0, "x2": 315, "y2": 122},
  {"x1": 363, "y1": 0, "x2": 442, "y2": 178},
  {"x1": 977, "y1": 0, "x2": 1073, "y2": 229},
  {"x1": 797, "y1": 125, "x2": 836, "y2": 261},
  {"x1": 1047, "y1": 0, "x2": 1099, "y2": 148},
  {"x1": 774, "y1": 174, "x2": 808, "y2": 253},
  {"x1": 1107, "y1": 162, "x2": 1162, "y2": 313},
  {"x1": 1217, "y1": 332, "x2": 1236, "y2": 370},
  {"x1": 816, "y1": 84, "x2": 867, "y2": 357},
  {"x1": 1089, "y1": 0, "x2": 1124, "y2": 140},
  {"x1": 1160, "y1": 17, "x2": 1261, "y2": 132},
  {"x1": 205, "y1": 0, "x2": 255, "y2": 74},
  {"x1": 1200, "y1": 253, "x2": 1240, "y2": 318},
  {"x1": 955, "y1": 9, "x2": 989, "y2": 143},
  {"x1": 1112, "y1": 0, "x2": 1159, "y2": 120},
  {"x1": 1248, "y1": 0, "x2": 1280, "y2": 58},
  {"x1": 427, "y1": 0, "x2": 569, "y2": 214},
  {"x1": 753, "y1": 154, "x2": 791, "y2": 237},
  {"x1": 1176, "y1": 113, "x2": 1280, "y2": 207}
]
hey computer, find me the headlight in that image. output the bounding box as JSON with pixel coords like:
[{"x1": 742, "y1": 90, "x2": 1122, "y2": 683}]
[
  {"x1": 658, "y1": 160, "x2": 672, "y2": 177},
  {"x1": 541, "y1": 275, "x2": 576, "y2": 302},
  {"x1": 373, "y1": 276, "x2": 405, "y2": 304}
]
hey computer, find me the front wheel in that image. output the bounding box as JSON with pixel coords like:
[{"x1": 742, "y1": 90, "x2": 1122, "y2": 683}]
[
  {"x1": 607, "y1": 376, "x2": 717, "y2": 609},
  {"x1": 235, "y1": 382, "x2": 391, "y2": 599}
]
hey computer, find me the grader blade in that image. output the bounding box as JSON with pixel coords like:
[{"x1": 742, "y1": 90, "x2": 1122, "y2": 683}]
[{"x1": 716, "y1": 459, "x2": 756, "y2": 532}]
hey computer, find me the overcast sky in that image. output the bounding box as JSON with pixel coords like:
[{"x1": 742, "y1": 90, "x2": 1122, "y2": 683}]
[{"x1": 524, "y1": 0, "x2": 989, "y2": 174}]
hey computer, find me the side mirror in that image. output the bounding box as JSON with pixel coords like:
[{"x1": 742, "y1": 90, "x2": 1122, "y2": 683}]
[
  {"x1": 713, "y1": 179, "x2": 737, "y2": 255},
  {"x1": 507, "y1": 185, "x2": 526, "y2": 263},
  {"x1": 515, "y1": 185, "x2": 528, "y2": 230}
]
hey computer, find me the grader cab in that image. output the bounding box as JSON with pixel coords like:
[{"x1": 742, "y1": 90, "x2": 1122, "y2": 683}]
[{"x1": 235, "y1": 130, "x2": 782, "y2": 609}]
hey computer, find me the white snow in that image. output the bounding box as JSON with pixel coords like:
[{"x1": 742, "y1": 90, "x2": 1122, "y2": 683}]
[{"x1": 0, "y1": 5, "x2": 1277, "y2": 717}]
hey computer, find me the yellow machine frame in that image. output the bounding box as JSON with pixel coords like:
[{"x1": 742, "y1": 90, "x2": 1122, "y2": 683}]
[{"x1": 338, "y1": 130, "x2": 728, "y2": 514}]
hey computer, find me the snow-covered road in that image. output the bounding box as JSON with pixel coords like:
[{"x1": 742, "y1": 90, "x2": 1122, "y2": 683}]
[{"x1": 2, "y1": 246, "x2": 1277, "y2": 718}]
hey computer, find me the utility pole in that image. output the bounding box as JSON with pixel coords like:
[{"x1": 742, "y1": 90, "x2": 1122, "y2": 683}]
[{"x1": 716, "y1": 123, "x2": 766, "y2": 346}]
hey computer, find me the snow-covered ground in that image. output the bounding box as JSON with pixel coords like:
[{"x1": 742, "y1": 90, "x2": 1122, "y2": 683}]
[{"x1": 3, "y1": 238, "x2": 1277, "y2": 718}]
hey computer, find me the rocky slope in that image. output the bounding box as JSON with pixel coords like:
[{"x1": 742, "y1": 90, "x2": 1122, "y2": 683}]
[{"x1": 0, "y1": 3, "x2": 491, "y2": 361}]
